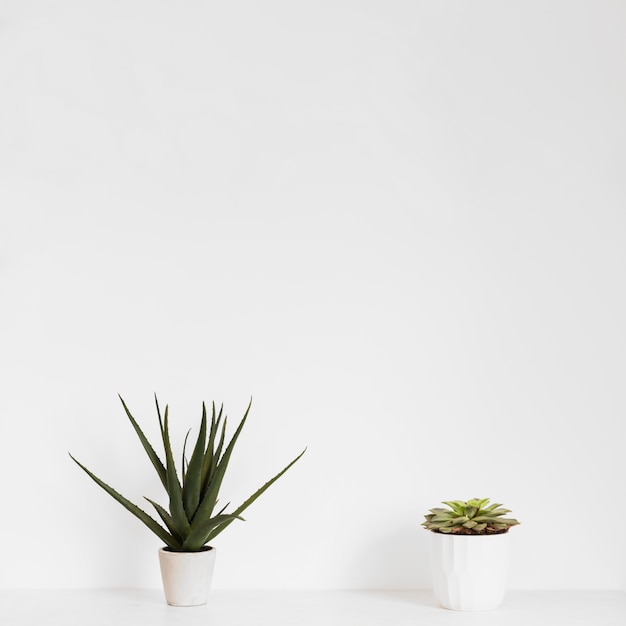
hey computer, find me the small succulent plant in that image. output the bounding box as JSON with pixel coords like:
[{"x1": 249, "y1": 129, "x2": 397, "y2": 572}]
[
  {"x1": 70, "y1": 395, "x2": 305, "y2": 552},
  {"x1": 423, "y1": 498, "x2": 520, "y2": 535}
]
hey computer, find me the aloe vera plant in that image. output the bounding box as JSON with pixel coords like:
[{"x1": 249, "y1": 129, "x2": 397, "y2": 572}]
[
  {"x1": 422, "y1": 498, "x2": 520, "y2": 535},
  {"x1": 70, "y1": 395, "x2": 305, "y2": 552}
]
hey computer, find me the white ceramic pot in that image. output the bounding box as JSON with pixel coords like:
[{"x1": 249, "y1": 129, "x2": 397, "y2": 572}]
[
  {"x1": 430, "y1": 532, "x2": 510, "y2": 611},
  {"x1": 158, "y1": 547, "x2": 216, "y2": 606}
]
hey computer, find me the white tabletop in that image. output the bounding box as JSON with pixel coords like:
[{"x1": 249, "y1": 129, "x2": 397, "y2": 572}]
[{"x1": 1, "y1": 589, "x2": 624, "y2": 626}]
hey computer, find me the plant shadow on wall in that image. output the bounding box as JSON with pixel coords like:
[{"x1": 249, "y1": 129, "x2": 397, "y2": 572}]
[
  {"x1": 70, "y1": 395, "x2": 306, "y2": 606},
  {"x1": 349, "y1": 524, "x2": 431, "y2": 601}
]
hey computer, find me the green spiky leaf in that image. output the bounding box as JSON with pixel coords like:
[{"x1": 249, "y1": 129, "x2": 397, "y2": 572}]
[
  {"x1": 70, "y1": 454, "x2": 178, "y2": 549},
  {"x1": 145, "y1": 498, "x2": 183, "y2": 547},
  {"x1": 71, "y1": 395, "x2": 305, "y2": 551},
  {"x1": 182, "y1": 513, "x2": 243, "y2": 552},
  {"x1": 193, "y1": 400, "x2": 252, "y2": 525},
  {"x1": 162, "y1": 406, "x2": 191, "y2": 538},
  {"x1": 119, "y1": 395, "x2": 167, "y2": 491},
  {"x1": 204, "y1": 447, "x2": 307, "y2": 543},
  {"x1": 182, "y1": 405, "x2": 207, "y2": 520}
]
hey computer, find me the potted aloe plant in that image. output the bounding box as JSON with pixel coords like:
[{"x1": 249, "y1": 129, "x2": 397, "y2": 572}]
[
  {"x1": 70, "y1": 395, "x2": 305, "y2": 606},
  {"x1": 422, "y1": 498, "x2": 520, "y2": 611}
]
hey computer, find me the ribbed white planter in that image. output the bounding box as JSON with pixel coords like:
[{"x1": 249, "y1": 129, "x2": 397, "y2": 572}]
[
  {"x1": 158, "y1": 547, "x2": 216, "y2": 607},
  {"x1": 430, "y1": 532, "x2": 510, "y2": 611}
]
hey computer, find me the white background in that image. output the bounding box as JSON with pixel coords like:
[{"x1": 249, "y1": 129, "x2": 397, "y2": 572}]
[{"x1": 1, "y1": 0, "x2": 625, "y2": 591}]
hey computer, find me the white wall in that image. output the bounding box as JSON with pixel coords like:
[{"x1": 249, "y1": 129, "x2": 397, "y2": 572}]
[{"x1": 1, "y1": 0, "x2": 625, "y2": 590}]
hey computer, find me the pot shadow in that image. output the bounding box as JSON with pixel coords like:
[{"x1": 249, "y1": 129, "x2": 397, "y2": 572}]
[
  {"x1": 113, "y1": 588, "x2": 164, "y2": 606},
  {"x1": 372, "y1": 589, "x2": 438, "y2": 608},
  {"x1": 346, "y1": 524, "x2": 434, "y2": 605}
]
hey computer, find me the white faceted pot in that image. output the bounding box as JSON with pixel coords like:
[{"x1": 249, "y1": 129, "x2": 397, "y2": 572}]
[
  {"x1": 158, "y1": 547, "x2": 216, "y2": 606},
  {"x1": 430, "y1": 531, "x2": 510, "y2": 611}
]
